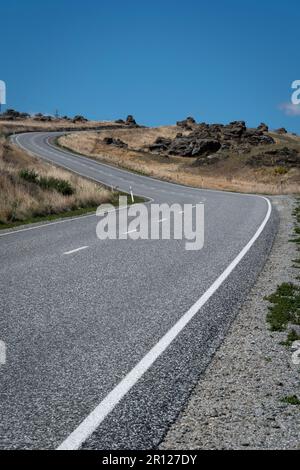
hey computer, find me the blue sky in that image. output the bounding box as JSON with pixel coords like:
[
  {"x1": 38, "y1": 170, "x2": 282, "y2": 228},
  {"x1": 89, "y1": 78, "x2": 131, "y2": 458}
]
[{"x1": 1, "y1": 0, "x2": 299, "y2": 131}]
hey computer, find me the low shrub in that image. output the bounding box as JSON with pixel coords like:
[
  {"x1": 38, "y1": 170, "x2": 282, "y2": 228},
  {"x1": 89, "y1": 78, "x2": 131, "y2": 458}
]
[
  {"x1": 38, "y1": 176, "x2": 74, "y2": 196},
  {"x1": 19, "y1": 169, "x2": 75, "y2": 196},
  {"x1": 19, "y1": 168, "x2": 38, "y2": 183}
]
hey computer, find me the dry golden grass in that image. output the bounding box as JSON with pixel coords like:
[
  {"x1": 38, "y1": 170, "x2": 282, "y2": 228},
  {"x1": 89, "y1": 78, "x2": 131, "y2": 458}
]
[
  {"x1": 0, "y1": 133, "x2": 112, "y2": 225},
  {"x1": 88, "y1": 126, "x2": 188, "y2": 149},
  {"x1": 0, "y1": 118, "x2": 120, "y2": 132},
  {"x1": 59, "y1": 128, "x2": 300, "y2": 195}
]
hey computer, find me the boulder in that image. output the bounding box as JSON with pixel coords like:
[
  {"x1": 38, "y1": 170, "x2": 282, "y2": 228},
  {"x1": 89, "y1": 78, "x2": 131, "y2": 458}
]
[
  {"x1": 191, "y1": 139, "x2": 221, "y2": 157},
  {"x1": 103, "y1": 137, "x2": 128, "y2": 148},
  {"x1": 149, "y1": 137, "x2": 172, "y2": 152},
  {"x1": 176, "y1": 116, "x2": 197, "y2": 130},
  {"x1": 125, "y1": 115, "x2": 137, "y2": 126},
  {"x1": 222, "y1": 121, "x2": 246, "y2": 139},
  {"x1": 242, "y1": 129, "x2": 274, "y2": 146},
  {"x1": 168, "y1": 138, "x2": 221, "y2": 157},
  {"x1": 257, "y1": 122, "x2": 269, "y2": 132},
  {"x1": 72, "y1": 115, "x2": 88, "y2": 123},
  {"x1": 275, "y1": 127, "x2": 288, "y2": 134}
]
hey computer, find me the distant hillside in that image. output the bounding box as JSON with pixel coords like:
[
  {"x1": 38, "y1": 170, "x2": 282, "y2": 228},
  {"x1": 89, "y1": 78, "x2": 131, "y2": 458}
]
[{"x1": 58, "y1": 118, "x2": 300, "y2": 195}]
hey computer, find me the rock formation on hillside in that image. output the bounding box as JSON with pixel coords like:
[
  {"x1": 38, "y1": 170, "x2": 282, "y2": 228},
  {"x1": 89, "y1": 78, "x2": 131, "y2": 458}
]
[
  {"x1": 102, "y1": 137, "x2": 128, "y2": 148},
  {"x1": 148, "y1": 119, "x2": 275, "y2": 158},
  {"x1": 115, "y1": 115, "x2": 139, "y2": 127}
]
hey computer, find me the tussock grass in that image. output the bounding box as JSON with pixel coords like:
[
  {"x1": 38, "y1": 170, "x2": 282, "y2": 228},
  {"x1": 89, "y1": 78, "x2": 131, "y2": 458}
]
[
  {"x1": 0, "y1": 134, "x2": 112, "y2": 226},
  {"x1": 0, "y1": 119, "x2": 120, "y2": 134},
  {"x1": 20, "y1": 169, "x2": 75, "y2": 196}
]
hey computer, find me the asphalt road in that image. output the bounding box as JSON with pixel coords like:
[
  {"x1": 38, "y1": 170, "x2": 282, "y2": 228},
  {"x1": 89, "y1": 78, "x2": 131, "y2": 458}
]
[{"x1": 0, "y1": 131, "x2": 277, "y2": 450}]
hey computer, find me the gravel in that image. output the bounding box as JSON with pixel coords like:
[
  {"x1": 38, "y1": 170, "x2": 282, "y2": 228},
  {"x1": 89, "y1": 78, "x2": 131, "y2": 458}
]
[{"x1": 160, "y1": 196, "x2": 300, "y2": 450}]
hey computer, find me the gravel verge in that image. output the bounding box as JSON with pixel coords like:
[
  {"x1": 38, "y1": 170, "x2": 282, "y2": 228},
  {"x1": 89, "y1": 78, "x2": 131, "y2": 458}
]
[{"x1": 160, "y1": 195, "x2": 300, "y2": 450}]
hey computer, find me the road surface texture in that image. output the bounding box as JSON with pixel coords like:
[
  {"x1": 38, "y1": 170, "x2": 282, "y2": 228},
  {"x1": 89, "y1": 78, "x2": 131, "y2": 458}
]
[{"x1": 0, "y1": 131, "x2": 277, "y2": 450}]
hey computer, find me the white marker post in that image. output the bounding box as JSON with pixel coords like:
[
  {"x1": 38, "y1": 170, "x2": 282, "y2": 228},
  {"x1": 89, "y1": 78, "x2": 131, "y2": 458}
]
[{"x1": 130, "y1": 186, "x2": 134, "y2": 203}]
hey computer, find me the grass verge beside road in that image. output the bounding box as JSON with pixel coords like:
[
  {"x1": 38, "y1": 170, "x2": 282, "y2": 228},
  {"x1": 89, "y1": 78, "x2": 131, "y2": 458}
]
[
  {"x1": 266, "y1": 199, "x2": 300, "y2": 337},
  {"x1": 265, "y1": 198, "x2": 300, "y2": 406},
  {"x1": 0, "y1": 129, "x2": 144, "y2": 230}
]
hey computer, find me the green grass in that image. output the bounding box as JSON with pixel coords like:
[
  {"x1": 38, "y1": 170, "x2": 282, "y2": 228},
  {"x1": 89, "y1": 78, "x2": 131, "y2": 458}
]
[
  {"x1": 266, "y1": 199, "x2": 300, "y2": 338},
  {"x1": 19, "y1": 168, "x2": 38, "y2": 183},
  {"x1": 281, "y1": 395, "x2": 300, "y2": 406},
  {"x1": 280, "y1": 329, "x2": 300, "y2": 347},
  {"x1": 265, "y1": 283, "x2": 300, "y2": 331},
  {"x1": 274, "y1": 166, "x2": 288, "y2": 175}
]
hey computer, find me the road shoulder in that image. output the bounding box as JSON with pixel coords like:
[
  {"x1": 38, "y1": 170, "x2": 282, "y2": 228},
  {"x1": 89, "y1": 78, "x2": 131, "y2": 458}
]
[{"x1": 160, "y1": 195, "x2": 300, "y2": 450}]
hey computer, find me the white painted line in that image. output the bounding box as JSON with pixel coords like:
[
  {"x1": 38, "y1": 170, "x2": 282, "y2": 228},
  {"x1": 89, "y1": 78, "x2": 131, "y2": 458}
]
[
  {"x1": 57, "y1": 197, "x2": 272, "y2": 451},
  {"x1": 156, "y1": 218, "x2": 167, "y2": 223},
  {"x1": 63, "y1": 246, "x2": 89, "y2": 255},
  {"x1": 0, "y1": 214, "x2": 98, "y2": 238},
  {"x1": 122, "y1": 229, "x2": 138, "y2": 235}
]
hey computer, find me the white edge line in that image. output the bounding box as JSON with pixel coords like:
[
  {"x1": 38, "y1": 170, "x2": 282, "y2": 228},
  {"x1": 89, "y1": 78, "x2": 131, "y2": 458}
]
[
  {"x1": 57, "y1": 197, "x2": 272, "y2": 450},
  {"x1": 63, "y1": 246, "x2": 89, "y2": 255}
]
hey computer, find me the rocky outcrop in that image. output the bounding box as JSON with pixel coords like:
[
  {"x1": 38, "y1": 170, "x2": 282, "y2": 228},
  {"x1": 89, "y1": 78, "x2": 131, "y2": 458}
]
[
  {"x1": 148, "y1": 120, "x2": 274, "y2": 158},
  {"x1": 102, "y1": 137, "x2": 128, "y2": 148},
  {"x1": 115, "y1": 115, "x2": 139, "y2": 127},
  {"x1": 176, "y1": 116, "x2": 197, "y2": 130},
  {"x1": 72, "y1": 115, "x2": 88, "y2": 123},
  {"x1": 149, "y1": 137, "x2": 173, "y2": 152},
  {"x1": 0, "y1": 109, "x2": 30, "y2": 120},
  {"x1": 275, "y1": 127, "x2": 288, "y2": 135},
  {"x1": 169, "y1": 138, "x2": 221, "y2": 157},
  {"x1": 125, "y1": 115, "x2": 137, "y2": 126},
  {"x1": 257, "y1": 122, "x2": 269, "y2": 132}
]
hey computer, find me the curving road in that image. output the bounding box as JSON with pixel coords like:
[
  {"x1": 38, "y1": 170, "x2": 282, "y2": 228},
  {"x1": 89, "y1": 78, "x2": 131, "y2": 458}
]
[{"x1": 0, "y1": 131, "x2": 276, "y2": 450}]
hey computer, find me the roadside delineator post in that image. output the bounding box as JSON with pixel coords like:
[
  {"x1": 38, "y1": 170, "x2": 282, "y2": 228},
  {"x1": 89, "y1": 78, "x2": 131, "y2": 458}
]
[{"x1": 130, "y1": 186, "x2": 134, "y2": 203}]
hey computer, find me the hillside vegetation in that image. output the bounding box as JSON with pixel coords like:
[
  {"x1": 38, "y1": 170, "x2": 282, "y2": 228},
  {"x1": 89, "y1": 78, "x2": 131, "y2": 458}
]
[
  {"x1": 0, "y1": 126, "x2": 113, "y2": 228},
  {"x1": 59, "y1": 119, "x2": 300, "y2": 195}
]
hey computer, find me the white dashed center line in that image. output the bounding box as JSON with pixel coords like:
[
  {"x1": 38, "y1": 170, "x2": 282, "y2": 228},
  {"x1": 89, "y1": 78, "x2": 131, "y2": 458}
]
[
  {"x1": 122, "y1": 229, "x2": 138, "y2": 235},
  {"x1": 63, "y1": 246, "x2": 89, "y2": 255}
]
